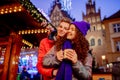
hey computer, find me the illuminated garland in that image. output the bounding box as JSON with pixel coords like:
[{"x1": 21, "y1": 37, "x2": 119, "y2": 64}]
[
  {"x1": 0, "y1": 4, "x2": 23, "y2": 15},
  {"x1": 22, "y1": 39, "x2": 33, "y2": 48},
  {"x1": 19, "y1": 0, "x2": 49, "y2": 23},
  {"x1": 18, "y1": 29, "x2": 48, "y2": 35}
]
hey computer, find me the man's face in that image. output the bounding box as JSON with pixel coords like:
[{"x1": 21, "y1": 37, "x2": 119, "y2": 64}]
[{"x1": 57, "y1": 22, "x2": 70, "y2": 37}]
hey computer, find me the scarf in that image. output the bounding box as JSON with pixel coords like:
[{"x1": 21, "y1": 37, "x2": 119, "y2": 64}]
[{"x1": 55, "y1": 39, "x2": 72, "y2": 80}]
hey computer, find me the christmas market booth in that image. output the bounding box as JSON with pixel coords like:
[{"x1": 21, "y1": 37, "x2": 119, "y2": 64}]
[{"x1": 0, "y1": 0, "x2": 50, "y2": 79}]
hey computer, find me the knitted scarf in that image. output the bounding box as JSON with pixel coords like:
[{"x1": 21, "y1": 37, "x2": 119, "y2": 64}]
[{"x1": 55, "y1": 39, "x2": 72, "y2": 80}]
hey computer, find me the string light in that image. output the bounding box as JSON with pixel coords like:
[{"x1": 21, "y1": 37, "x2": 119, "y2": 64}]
[
  {"x1": 19, "y1": 0, "x2": 49, "y2": 24},
  {"x1": 0, "y1": 4, "x2": 23, "y2": 15},
  {"x1": 22, "y1": 39, "x2": 33, "y2": 48},
  {"x1": 18, "y1": 29, "x2": 47, "y2": 35},
  {"x1": 0, "y1": 0, "x2": 52, "y2": 28}
]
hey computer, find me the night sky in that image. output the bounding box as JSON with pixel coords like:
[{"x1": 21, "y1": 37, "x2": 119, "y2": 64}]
[{"x1": 30, "y1": 0, "x2": 120, "y2": 21}]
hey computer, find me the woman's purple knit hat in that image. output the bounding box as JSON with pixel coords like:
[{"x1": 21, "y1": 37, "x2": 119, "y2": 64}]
[{"x1": 72, "y1": 21, "x2": 90, "y2": 36}]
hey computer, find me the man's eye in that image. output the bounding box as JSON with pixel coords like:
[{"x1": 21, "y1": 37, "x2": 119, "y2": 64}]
[
  {"x1": 59, "y1": 26, "x2": 62, "y2": 28},
  {"x1": 64, "y1": 27, "x2": 69, "y2": 30}
]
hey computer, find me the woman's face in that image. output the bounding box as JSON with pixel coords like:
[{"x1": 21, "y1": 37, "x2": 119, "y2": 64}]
[
  {"x1": 57, "y1": 22, "x2": 70, "y2": 37},
  {"x1": 67, "y1": 24, "x2": 76, "y2": 40}
]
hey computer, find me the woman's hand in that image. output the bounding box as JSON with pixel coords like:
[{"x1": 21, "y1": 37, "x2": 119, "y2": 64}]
[
  {"x1": 56, "y1": 50, "x2": 64, "y2": 61},
  {"x1": 64, "y1": 49, "x2": 78, "y2": 64}
]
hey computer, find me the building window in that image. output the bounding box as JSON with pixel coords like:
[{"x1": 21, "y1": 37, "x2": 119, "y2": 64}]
[
  {"x1": 88, "y1": 18, "x2": 91, "y2": 23},
  {"x1": 93, "y1": 26, "x2": 96, "y2": 31},
  {"x1": 90, "y1": 38, "x2": 95, "y2": 46},
  {"x1": 98, "y1": 39, "x2": 101, "y2": 46},
  {"x1": 92, "y1": 8, "x2": 95, "y2": 13},
  {"x1": 113, "y1": 23, "x2": 120, "y2": 33},
  {"x1": 116, "y1": 41, "x2": 120, "y2": 52},
  {"x1": 92, "y1": 17, "x2": 95, "y2": 23},
  {"x1": 97, "y1": 16, "x2": 100, "y2": 22}
]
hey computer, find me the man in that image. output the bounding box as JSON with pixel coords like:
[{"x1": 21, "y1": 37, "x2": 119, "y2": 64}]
[{"x1": 36, "y1": 18, "x2": 71, "y2": 80}]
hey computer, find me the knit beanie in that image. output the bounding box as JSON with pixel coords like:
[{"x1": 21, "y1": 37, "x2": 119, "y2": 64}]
[{"x1": 72, "y1": 21, "x2": 90, "y2": 36}]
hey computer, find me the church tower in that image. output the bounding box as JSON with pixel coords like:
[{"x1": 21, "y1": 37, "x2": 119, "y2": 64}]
[
  {"x1": 49, "y1": 0, "x2": 74, "y2": 27},
  {"x1": 83, "y1": 0, "x2": 106, "y2": 66}
]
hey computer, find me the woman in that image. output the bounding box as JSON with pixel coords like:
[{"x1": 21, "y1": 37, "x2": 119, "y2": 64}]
[{"x1": 42, "y1": 21, "x2": 92, "y2": 80}]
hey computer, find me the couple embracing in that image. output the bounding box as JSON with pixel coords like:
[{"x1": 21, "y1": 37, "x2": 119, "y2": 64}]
[{"x1": 37, "y1": 18, "x2": 92, "y2": 80}]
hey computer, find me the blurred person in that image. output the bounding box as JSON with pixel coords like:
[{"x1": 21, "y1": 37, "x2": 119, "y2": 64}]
[
  {"x1": 33, "y1": 72, "x2": 41, "y2": 80},
  {"x1": 36, "y1": 18, "x2": 71, "y2": 80},
  {"x1": 43, "y1": 21, "x2": 92, "y2": 80},
  {"x1": 20, "y1": 67, "x2": 30, "y2": 80}
]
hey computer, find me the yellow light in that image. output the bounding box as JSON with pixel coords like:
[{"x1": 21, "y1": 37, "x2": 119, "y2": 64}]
[
  {"x1": 38, "y1": 29, "x2": 40, "y2": 33},
  {"x1": 31, "y1": 54, "x2": 33, "y2": 56},
  {"x1": 9, "y1": 10, "x2": 12, "y2": 13},
  {"x1": 1, "y1": 9, "x2": 4, "y2": 11},
  {"x1": 18, "y1": 31, "x2": 21, "y2": 35},
  {"x1": 19, "y1": 57, "x2": 21, "y2": 59},
  {"x1": 14, "y1": 9, "x2": 17, "y2": 12},
  {"x1": 35, "y1": 29, "x2": 37, "y2": 33},
  {"x1": 18, "y1": 9, "x2": 22, "y2": 11},
  {"x1": 5, "y1": 8, "x2": 8, "y2": 11},
  {"x1": 101, "y1": 55, "x2": 106, "y2": 60},
  {"x1": 41, "y1": 29, "x2": 44, "y2": 33},
  {"x1": 0, "y1": 11, "x2": 4, "y2": 14},
  {"x1": 5, "y1": 11, "x2": 8, "y2": 13},
  {"x1": 28, "y1": 30, "x2": 30, "y2": 34},
  {"x1": 19, "y1": 6, "x2": 22, "y2": 9},
  {"x1": 31, "y1": 30, "x2": 34, "y2": 34},
  {"x1": 14, "y1": 6, "x2": 17, "y2": 9},
  {"x1": 25, "y1": 30, "x2": 27, "y2": 34},
  {"x1": 10, "y1": 7, "x2": 12, "y2": 10},
  {"x1": 22, "y1": 30, "x2": 24, "y2": 34},
  {"x1": 45, "y1": 29, "x2": 47, "y2": 33}
]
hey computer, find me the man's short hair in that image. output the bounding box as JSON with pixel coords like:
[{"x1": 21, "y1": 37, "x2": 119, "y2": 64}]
[{"x1": 60, "y1": 18, "x2": 71, "y2": 24}]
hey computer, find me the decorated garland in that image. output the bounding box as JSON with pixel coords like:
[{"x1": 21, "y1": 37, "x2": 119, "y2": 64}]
[{"x1": 19, "y1": 0, "x2": 49, "y2": 23}]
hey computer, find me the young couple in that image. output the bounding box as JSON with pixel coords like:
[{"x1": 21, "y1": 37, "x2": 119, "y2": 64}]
[{"x1": 37, "y1": 18, "x2": 92, "y2": 80}]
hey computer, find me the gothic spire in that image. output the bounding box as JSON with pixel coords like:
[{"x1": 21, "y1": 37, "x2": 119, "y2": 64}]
[
  {"x1": 88, "y1": 0, "x2": 92, "y2": 4},
  {"x1": 55, "y1": 0, "x2": 60, "y2": 3}
]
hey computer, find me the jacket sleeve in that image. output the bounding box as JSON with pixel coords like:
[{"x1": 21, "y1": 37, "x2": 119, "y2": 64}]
[
  {"x1": 36, "y1": 39, "x2": 53, "y2": 78},
  {"x1": 42, "y1": 46, "x2": 61, "y2": 68},
  {"x1": 72, "y1": 54, "x2": 92, "y2": 79}
]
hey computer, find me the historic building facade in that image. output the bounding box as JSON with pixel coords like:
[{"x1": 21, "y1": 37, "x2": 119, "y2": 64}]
[
  {"x1": 103, "y1": 10, "x2": 120, "y2": 63},
  {"x1": 49, "y1": 0, "x2": 120, "y2": 66},
  {"x1": 49, "y1": 0, "x2": 107, "y2": 66},
  {"x1": 82, "y1": 0, "x2": 106, "y2": 66},
  {"x1": 48, "y1": 0, "x2": 74, "y2": 27}
]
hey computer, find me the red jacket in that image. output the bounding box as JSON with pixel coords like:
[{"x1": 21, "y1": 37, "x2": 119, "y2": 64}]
[{"x1": 36, "y1": 38, "x2": 54, "y2": 80}]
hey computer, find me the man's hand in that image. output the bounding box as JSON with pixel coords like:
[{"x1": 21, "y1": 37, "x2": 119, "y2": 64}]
[
  {"x1": 56, "y1": 50, "x2": 64, "y2": 61},
  {"x1": 41, "y1": 20, "x2": 47, "y2": 27}
]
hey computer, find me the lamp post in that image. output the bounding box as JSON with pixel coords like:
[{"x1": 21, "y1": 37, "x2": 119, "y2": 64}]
[
  {"x1": 101, "y1": 55, "x2": 106, "y2": 72},
  {"x1": 102, "y1": 55, "x2": 106, "y2": 65}
]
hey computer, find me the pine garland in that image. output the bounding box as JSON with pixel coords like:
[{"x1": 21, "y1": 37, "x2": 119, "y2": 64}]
[{"x1": 19, "y1": 0, "x2": 48, "y2": 23}]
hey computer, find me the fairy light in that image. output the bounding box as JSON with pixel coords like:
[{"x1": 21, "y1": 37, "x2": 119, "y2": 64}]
[
  {"x1": 9, "y1": 10, "x2": 12, "y2": 13},
  {"x1": 0, "y1": 11, "x2": 4, "y2": 14},
  {"x1": 22, "y1": 39, "x2": 33, "y2": 48},
  {"x1": 38, "y1": 29, "x2": 40, "y2": 33},
  {"x1": 13, "y1": 9, "x2": 17, "y2": 12},
  {"x1": 18, "y1": 29, "x2": 47, "y2": 35},
  {"x1": 0, "y1": 4, "x2": 23, "y2": 15}
]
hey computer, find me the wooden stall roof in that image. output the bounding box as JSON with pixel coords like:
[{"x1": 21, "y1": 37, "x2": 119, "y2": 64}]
[{"x1": 0, "y1": 0, "x2": 50, "y2": 47}]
